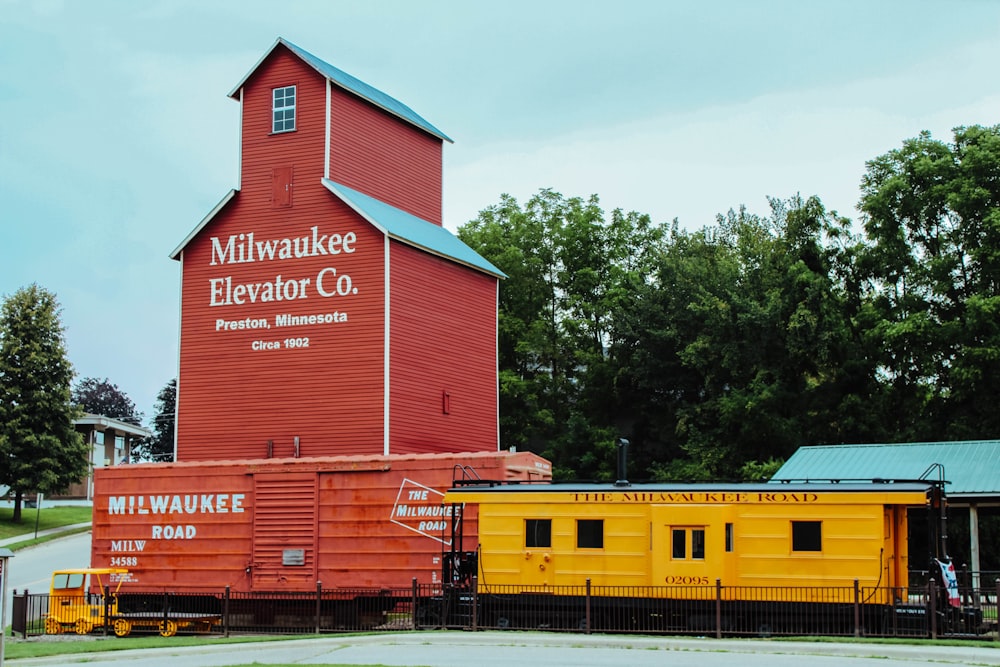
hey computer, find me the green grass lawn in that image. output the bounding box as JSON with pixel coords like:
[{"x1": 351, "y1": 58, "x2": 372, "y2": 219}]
[
  {"x1": 3, "y1": 634, "x2": 311, "y2": 660},
  {"x1": 0, "y1": 505, "x2": 92, "y2": 543}
]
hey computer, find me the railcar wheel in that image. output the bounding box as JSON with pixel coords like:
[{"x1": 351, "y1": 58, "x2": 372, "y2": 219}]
[
  {"x1": 74, "y1": 618, "x2": 92, "y2": 635},
  {"x1": 757, "y1": 622, "x2": 772, "y2": 638},
  {"x1": 113, "y1": 618, "x2": 132, "y2": 637},
  {"x1": 495, "y1": 615, "x2": 511, "y2": 629},
  {"x1": 158, "y1": 619, "x2": 178, "y2": 637},
  {"x1": 44, "y1": 617, "x2": 61, "y2": 635}
]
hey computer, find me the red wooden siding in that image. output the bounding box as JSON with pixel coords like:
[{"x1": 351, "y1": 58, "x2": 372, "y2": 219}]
[
  {"x1": 176, "y1": 193, "x2": 387, "y2": 460},
  {"x1": 328, "y1": 85, "x2": 444, "y2": 225},
  {"x1": 239, "y1": 49, "x2": 326, "y2": 207},
  {"x1": 388, "y1": 242, "x2": 499, "y2": 453}
]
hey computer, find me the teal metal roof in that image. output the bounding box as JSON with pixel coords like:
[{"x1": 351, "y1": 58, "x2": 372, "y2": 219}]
[
  {"x1": 322, "y1": 179, "x2": 504, "y2": 279},
  {"x1": 772, "y1": 441, "x2": 1000, "y2": 497},
  {"x1": 229, "y1": 38, "x2": 452, "y2": 143}
]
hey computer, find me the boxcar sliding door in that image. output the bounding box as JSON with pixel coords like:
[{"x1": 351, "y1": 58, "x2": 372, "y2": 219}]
[{"x1": 251, "y1": 472, "x2": 319, "y2": 590}]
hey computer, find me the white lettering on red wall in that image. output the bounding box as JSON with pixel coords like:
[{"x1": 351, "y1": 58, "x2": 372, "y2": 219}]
[
  {"x1": 207, "y1": 226, "x2": 360, "y2": 307},
  {"x1": 107, "y1": 494, "x2": 246, "y2": 515}
]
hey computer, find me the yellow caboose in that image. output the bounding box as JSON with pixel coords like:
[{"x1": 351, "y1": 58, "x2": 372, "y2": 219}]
[
  {"x1": 447, "y1": 482, "x2": 930, "y2": 591},
  {"x1": 443, "y1": 481, "x2": 938, "y2": 632}
]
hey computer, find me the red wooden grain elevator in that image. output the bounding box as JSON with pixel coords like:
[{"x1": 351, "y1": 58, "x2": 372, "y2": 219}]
[
  {"x1": 169, "y1": 38, "x2": 504, "y2": 460},
  {"x1": 91, "y1": 38, "x2": 545, "y2": 595}
]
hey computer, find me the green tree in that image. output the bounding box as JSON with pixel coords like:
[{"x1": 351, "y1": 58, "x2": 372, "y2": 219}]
[
  {"x1": 615, "y1": 196, "x2": 876, "y2": 479},
  {"x1": 459, "y1": 190, "x2": 665, "y2": 479},
  {"x1": 0, "y1": 285, "x2": 89, "y2": 522},
  {"x1": 859, "y1": 125, "x2": 1000, "y2": 440},
  {"x1": 72, "y1": 377, "x2": 143, "y2": 425},
  {"x1": 133, "y1": 378, "x2": 175, "y2": 462}
]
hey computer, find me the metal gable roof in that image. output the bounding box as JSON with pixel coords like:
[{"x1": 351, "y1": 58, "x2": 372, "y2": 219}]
[
  {"x1": 229, "y1": 38, "x2": 452, "y2": 143},
  {"x1": 322, "y1": 178, "x2": 504, "y2": 279},
  {"x1": 772, "y1": 441, "x2": 1000, "y2": 496}
]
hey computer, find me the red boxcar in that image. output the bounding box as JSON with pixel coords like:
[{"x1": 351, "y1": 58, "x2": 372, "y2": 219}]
[{"x1": 91, "y1": 451, "x2": 550, "y2": 594}]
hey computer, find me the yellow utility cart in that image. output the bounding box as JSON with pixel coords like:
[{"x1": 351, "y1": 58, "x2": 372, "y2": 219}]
[
  {"x1": 45, "y1": 568, "x2": 221, "y2": 637},
  {"x1": 45, "y1": 568, "x2": 128, "y2": 636}
]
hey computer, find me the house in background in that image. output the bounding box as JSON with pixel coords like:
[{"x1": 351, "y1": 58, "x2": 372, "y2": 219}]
[
  {"x1": 63, "y1": 413, "x2": 151, "y2": 500},
  {"x1": 170, "y1": 38, "x2": 504, "y2": 461}
]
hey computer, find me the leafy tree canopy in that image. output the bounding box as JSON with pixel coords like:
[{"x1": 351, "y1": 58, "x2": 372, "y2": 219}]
[
  {"x1": 72, "y1": 377, "x2": 142, "y2": 425},
  {"x1": 133, "y1": 378, "x2": 175, "y2": 462},
  {"x1": 859, "y1": 124, "x2": 1000, "y2": 441},
  {"x1": 0, "y1": 284, "x2": 89, "y2": 521},
  {"x1": 459, "y1": 190, "x2": 666, "y2": 480}
]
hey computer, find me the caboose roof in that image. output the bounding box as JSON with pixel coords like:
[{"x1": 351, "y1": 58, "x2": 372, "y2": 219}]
[
  {"x1": 773, "y1": 440, "x2": 1000, "y2": 499},
  {"x1": 229, "y1": 37, "x2": 452, "y2": 143},
  {"x1": 446, "y1": 481, "x2": 935, "y2": 495}
]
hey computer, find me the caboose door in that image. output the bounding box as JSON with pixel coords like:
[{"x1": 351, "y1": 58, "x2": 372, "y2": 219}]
[
  {"x1": 650, "y1": 505, "x2": 734, "y2": 587},
  {"x1": 250, "y1": 472, "x2": 319, "y2": 590}
]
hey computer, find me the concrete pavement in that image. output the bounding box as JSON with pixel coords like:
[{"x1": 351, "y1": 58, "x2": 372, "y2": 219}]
[{"x1": 5, "y1": 631, "x2": 1000, "y2": 667}]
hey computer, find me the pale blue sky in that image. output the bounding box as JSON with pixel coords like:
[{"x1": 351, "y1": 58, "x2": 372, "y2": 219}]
[{"x1": 2, "y1": 0, "x2": 999, "y2": 420}]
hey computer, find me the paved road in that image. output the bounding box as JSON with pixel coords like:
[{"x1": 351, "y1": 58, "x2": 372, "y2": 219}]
[
  {"x1": 7, "y1": 632, "x2": 1000, "y2": 667},
  {"x1": 6, "y1": 530, "x2": 91, "y2": 593},
  {"x1": 2, "y1": 528, "x2": 91, "y2": 630}
]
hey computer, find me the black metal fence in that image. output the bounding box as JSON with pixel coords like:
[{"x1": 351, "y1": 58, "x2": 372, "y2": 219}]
[{"x1": 12, "y1": 577, "x2": 998, "y2": 640}]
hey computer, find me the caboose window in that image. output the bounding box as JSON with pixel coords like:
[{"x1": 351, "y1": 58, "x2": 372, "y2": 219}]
[
  {"x1": 672, "y1": 527, "x2": 706, "y2": 559},
  {"x1": 272, "y1": 85, "x2": 296, "y2": 133},
  {"x1": 792, "y1": 520, "x2": 822, "y2": 552},
  {"x1": 672, "y1": 529, "x2": 686, "y2": 558},
  {"x1": 577, "y1": 519, "x2": 604, "y2": 548},
  {"x1": 691, "y1": 529, "x2": 705, "y2": 559},
  {"x1": 525, "y1": 519, "x2": 551, "y2": 548},
  {"x1": 725, "y1": 522, "x2": 734, "y2": 552}
]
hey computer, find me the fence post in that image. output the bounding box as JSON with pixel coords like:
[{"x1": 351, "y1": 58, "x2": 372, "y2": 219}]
[
  {"x1": 11, "y1": 590, "x2": 20, "y2": 639},
  {"x1": 715, "y1": 579, "x2": 722, "y2": 639},
  {"x1": 928, "y1": 578, "x2": 937, "y2": 640},
  {"x1": 104, "y1": 585, "x2": 111, "y2": 637},
  {"x1": 994, "y1": 578, "x2": 999, "y2": 644},
  {"x1": 223, "y1": 586, "x2": 230, "y2": 638},
  {"x1": 585, "y1": 578, "x2": 592, "y2": 635},
  {"x1": 315, "y1": 581, "x2": 322, "y2": 634},
  {"x1": 853, "y1": 579, "x2": 860, "y2": 638},
  {"x1": 162, "y1": 590, "x2": 169, "y2": 633},
  {"x1": 471, "y1": 575, "x2": 478, "y2": 632},
  {"x1": 995, "y1": 579, "x2": 999, "y2": 644},
  {"x1": 411, "y1": 578, "x2": 418, "y2": 630}
]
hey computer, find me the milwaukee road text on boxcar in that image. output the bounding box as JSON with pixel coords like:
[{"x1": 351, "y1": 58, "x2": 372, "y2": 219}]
[{"x1": 108, "y1": 494, "x2": 246, "y2": 515}]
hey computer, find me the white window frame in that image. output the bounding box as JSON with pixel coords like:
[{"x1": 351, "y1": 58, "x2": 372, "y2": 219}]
[{"x1": 272, "y1": 85, "x2": 296, "y2": 133}]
